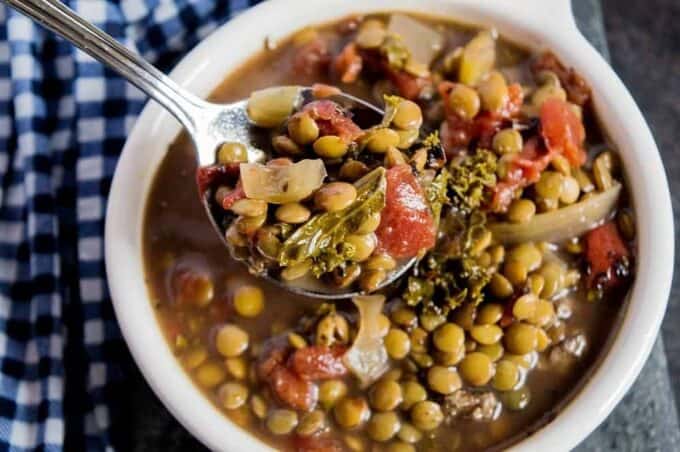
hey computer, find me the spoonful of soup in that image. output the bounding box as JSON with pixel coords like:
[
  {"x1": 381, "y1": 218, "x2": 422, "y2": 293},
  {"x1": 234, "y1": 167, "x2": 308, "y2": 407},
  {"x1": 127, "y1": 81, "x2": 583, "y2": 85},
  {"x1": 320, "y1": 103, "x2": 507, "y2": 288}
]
[
  {"x1": 6, "y1": 0, "x2": 441, "y2": 298},
  {"x1": 202, "y1": 87, "x2": 444, "y2": 299}
]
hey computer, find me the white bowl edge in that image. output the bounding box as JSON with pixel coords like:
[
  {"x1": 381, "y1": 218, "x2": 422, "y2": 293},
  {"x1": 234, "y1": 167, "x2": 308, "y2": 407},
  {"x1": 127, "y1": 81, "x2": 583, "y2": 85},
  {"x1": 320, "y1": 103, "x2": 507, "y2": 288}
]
[{"x1": 105, "y1": 1, "x2": 674, "y2": 451}]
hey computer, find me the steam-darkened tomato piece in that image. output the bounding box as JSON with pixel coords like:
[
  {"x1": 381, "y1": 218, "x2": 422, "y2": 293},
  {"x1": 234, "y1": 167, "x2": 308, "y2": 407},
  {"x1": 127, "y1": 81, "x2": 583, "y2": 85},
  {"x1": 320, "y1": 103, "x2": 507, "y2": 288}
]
[
  {"x1": 258, "y1": 339, "x2": 319, "y2": 411},
  {"x1": 489, "y1": 137, "x2": 554, "y2": 212},
  {"x1": 302, "y1": 100, "x2": 363, "y2": 142},
  {"x1": 293, "y1": 435, "x2": 344, "y2": 452},
  {"x1": 584, "y1": 221, "x2": 631, "y2": 290},
  {"x1": 540, "y1": 98, "x2": 586, "y2": 167},
  {"x1": 384, "y1": 65, "x2": 431, "y2": 101},
  {"x1": 376, "y1": 165, "x2": 436, "y2": 259},
  {"x1": 289, "y1": 345, "x2": 348, "y2": 381},
  {"x1": 293, "y1": 38, "x2": 330, "y2": 77}
]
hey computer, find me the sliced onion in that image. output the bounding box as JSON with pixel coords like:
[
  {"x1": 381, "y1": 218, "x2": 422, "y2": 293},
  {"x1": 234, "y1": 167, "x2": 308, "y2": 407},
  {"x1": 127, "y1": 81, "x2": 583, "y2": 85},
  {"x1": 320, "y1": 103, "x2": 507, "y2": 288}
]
[
  {"x1": 344, "y1": 295, "x2": 389, "y2": 388},
  {"x1": 489, "y1": 183, "x2": 621, "y2": 245},
  {"x1": 240, "y1": 159, "x2": 327, "y2": 204},
  {"x1": 246, "y1": 86, "x2": 303, "y2": 127},
  {"x1": 387, "y1": 14, "x2": 444, "y2": 66}
]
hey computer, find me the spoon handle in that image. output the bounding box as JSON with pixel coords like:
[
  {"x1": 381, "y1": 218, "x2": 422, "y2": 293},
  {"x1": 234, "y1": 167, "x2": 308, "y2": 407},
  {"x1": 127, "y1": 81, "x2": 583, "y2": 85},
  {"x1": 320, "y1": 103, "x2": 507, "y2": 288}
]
[{"x1": 3, "y1": 0, "x2": 205, "y2": 135}]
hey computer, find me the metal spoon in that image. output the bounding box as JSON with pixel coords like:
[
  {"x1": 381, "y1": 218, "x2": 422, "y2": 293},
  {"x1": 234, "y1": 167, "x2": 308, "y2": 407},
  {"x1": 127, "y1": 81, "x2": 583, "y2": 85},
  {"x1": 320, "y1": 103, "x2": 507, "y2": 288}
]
[{"x1": 5, "y1": 0, "x2": 416, "y2": 299}]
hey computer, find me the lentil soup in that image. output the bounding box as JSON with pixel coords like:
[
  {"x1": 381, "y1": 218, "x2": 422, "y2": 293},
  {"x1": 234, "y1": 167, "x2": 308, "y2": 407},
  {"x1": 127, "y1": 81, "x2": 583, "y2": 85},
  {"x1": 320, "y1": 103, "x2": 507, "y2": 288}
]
[{"x1": 143, "y1": 12, "x2": 632, "y2": 452}]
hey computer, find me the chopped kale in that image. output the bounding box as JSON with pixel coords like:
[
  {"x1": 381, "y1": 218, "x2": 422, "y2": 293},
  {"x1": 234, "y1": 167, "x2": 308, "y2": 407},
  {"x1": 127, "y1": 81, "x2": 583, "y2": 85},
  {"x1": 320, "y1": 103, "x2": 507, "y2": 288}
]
[{"x1": 278, "y1": 167, "x2": 386, "y2": 277}]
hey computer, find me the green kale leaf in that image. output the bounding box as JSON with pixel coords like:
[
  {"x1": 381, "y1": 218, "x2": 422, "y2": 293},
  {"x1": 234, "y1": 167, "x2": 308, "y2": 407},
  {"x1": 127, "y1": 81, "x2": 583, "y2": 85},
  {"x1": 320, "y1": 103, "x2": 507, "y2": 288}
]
[
  {"x1": 402, "y1": 211, "x2": 492, "y2": 310},
  {"x1": 278, "y1": 167, "x2": 386, "y2": 276},
  {"x1": 448, "y1": 149, "x2": 497, "y2": 214}
]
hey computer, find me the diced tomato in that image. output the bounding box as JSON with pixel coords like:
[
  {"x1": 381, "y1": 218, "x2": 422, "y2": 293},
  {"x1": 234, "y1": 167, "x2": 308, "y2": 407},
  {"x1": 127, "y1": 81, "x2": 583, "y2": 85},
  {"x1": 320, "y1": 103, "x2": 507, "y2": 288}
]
[
  {"x1": 196, "y1": 163, "x2": 240, "y2": 194},
  {"x1": 334, "y1": 43, "x2": 363, "y2": 84},
  {"x1": 540, "y1": 98, "x2": 586, "y2": 167},
  {"x1": 258, "y1": 339, "x2": 320, "y2": 411},
  {"x1": 376, "y1": 165, "x2": 436, "y2": 259},
  {"x1": 258, "y1": 338, "x2": 289, "y2": 377},
  {"x1": 384, "y1": 65, "x2": 431, "y2": 100},
  {"x1": 488, "y1": 137, "x2": 555, "y2": 212},
  {"x1": 499, "y1": 83, "x2": 524, "y2": 118},
  {"x1": 302, "y1": 100, "x2": 363, "y2": 142},
  {"x1": 293, "y1": 38, "x2": 331, "y2": 77},
  {"x1": 500, "y1": 297, "x2": 517, "y2": 328},
  {"x1": 437, "y1": 81, "x2": 519, "y2": 152},
  {"x1": 289, "y1": 345, "x2": 348, "y2": 380},
  {"x1": 220, "y1": 181, "x2": 245, "y2": 210},
  {"x1": 473, "y1": 112, "x2": 504, "y2": 149},
  {"x1": 269, "y1": 366, "x2": 319, "y2": 411},
  {"x1": 293, "y1": 434, "x2": 344, "y2": 452},
  {"x1": 439, "y1": 115, "x2": 473, "y2": 153},
  {"x1": 584, "y1": 222, "x2": 631, "y2": 291}
]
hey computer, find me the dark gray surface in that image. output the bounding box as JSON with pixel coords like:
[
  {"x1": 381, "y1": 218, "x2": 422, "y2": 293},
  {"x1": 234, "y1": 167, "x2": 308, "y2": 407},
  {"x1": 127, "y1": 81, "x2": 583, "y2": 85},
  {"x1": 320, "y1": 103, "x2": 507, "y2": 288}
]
[
  {"x1": 120, "y1": 1, "x2": 680, "y2": 450},
  {"x1": 574, "y1": 0, "x2": 680, "y2": 450},
  {"x1": 601, "y1": 0, "x2": 680, "y2": 413}
]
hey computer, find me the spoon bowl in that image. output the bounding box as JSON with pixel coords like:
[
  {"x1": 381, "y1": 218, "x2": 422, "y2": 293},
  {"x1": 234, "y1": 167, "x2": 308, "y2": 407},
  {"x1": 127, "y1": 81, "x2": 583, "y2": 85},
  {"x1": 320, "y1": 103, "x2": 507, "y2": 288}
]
[
  {"x1": 4, "y1": 0, "x2": 417, "y2": 299},
  {"x1": 202, "y1": 87, "x2": 418, "y2": 299}
]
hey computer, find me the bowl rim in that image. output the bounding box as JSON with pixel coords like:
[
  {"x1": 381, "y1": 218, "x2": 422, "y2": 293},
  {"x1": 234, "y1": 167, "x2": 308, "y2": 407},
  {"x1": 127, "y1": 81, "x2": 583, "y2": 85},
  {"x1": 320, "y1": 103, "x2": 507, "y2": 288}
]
[{"x1": 105, "y1": 1, "x2": 674, "y2": 451}]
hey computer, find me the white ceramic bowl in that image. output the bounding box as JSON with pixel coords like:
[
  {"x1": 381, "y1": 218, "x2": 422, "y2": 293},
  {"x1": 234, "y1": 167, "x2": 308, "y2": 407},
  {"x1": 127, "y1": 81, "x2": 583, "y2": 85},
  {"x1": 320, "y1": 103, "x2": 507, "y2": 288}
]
[{"x1": 105, "y1": 0, "x2": 674, "y2": 450}]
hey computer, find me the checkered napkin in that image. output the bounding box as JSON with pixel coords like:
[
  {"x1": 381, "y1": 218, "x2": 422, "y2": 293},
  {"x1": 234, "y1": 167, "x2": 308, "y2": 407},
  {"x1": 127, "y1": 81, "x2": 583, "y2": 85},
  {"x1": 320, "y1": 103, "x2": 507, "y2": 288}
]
[{"x1": 0, "y1": 1, "x2": 260, "y2": 450}]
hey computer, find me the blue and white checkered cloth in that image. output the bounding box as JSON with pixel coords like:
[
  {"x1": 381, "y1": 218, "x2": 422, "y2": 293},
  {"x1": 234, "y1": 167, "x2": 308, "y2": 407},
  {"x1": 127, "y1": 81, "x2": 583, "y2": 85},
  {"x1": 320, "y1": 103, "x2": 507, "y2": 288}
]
[{"x1": 0, "y1": 1, "x2": 260, "y2": 450}]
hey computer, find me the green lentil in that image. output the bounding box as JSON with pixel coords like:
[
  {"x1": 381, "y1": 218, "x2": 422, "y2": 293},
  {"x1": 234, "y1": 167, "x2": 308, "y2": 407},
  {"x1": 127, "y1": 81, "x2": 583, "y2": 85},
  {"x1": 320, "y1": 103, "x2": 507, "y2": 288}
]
[
  {"x1": 448, "y1": 84, "x2": 480, "y2": 120},
  {"x1": 367, "y1": 411, "x2": 402, "y2": 442},
  {"x1": 392, "y1": 99, "x2": 423, "y2": 130},
  {"x1": 400, "y1": 381, "x2": 427, "y2": 410},
  {"x1": 315, "y1": 182, "x2": 357, "y2": 212},
  {"x1": 215, "y1": 324, "x2": 249, "y2": 358},
  {"x1": 272, "y1": 134, "x2": 303, "y2": 155},
  {"x1": 459, "y1": 352, "x2": 494, "y2": 386},
  {"x1": 504, "y1": 323, "x2": 538, "y2": 355},
  {"x1": 370, "y1": 379, "x2": 403, "y2": 411},
  {"x1": 503, "y1": 259, "x2": 528, "y2": 286},
  {"x1": 478, "y1": 71, "x2": 509, "y2": 113},
  {"x1": 366, "y1": 128, "x2": 401, "y2": 153},
  {"x1": 280, "y1": 260, "x2": 311, "y2": 281},
  {"x1": 492, "y1": 360, "x2": 519, "y2": 391},
  {"x1": 313, "y1": 135, "x2": 349, "y2": 158},
  {"x1": 384, "y1": 329, "x2": 411, "y2": 360},
  {"x1": 477, "y1": 342, "x2": 505, "y2": 362},
  {"x1": 319, "y1": 380, "x2": 348, "y2": 410},
  {"x1": 232, "y1": 285, "x2": 264, "y2": 318},
  {"x1": 266, "y1": 409, "x2": 299, "y2": 435},
  {"x1": 288, "y1": 113, "x2": 319, "y2": 145},
  {"x1": 346, "y1": 233, "x2": 377, "y2": 262},
  {"x1": 410, "y1": 401, "x2": 444, "y2": 431},
  {"x1": 477, "y1": 303, "x2": 504, "y2": 325},
  {"x1": 217, "y1": 142, "x2": 248, "y2": 164},
  {"x1": 470, "y1": 324, "x2": 503, "y2": 345},
  {"x1": 427, "y1": 366, "x2": 462, "y2": 394},
  {"x1": 275, "y1": 203, "x2": 311, "y2": 224},
  {"x1": 433, "y1": 323, "x2": 465, "y2": 354},
  {"x1": 334, "y1": 397, "x2": 370, "y2": 429},
  {"x1": 397, "y1": 422, "x2": 423, "y2": 444},
  {"x1": 507, "y1": 199, "x2": 536, "y2": 224},
  {"x1": 296, "y1": 410, "x2": 326, "y2": 436},
  {"x1": 502, "y1": 386, "x2": 531, "y2": 411},
  {"x1": 218, "y1": 382, "x2": 249, "y2": 410},
  {"x1": 492, "y1": 128, "x2": 523, "y2": 154}
]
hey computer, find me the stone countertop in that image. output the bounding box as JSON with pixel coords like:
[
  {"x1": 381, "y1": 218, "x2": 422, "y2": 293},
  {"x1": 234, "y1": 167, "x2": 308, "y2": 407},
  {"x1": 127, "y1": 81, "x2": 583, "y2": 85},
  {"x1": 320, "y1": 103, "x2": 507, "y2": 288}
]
[
  {"x1": 601, "y1": 0, "x2": 680, "y2": 412},
  {"x1": 122, "y1": 1, "x2": 680, "y2": 450}
]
